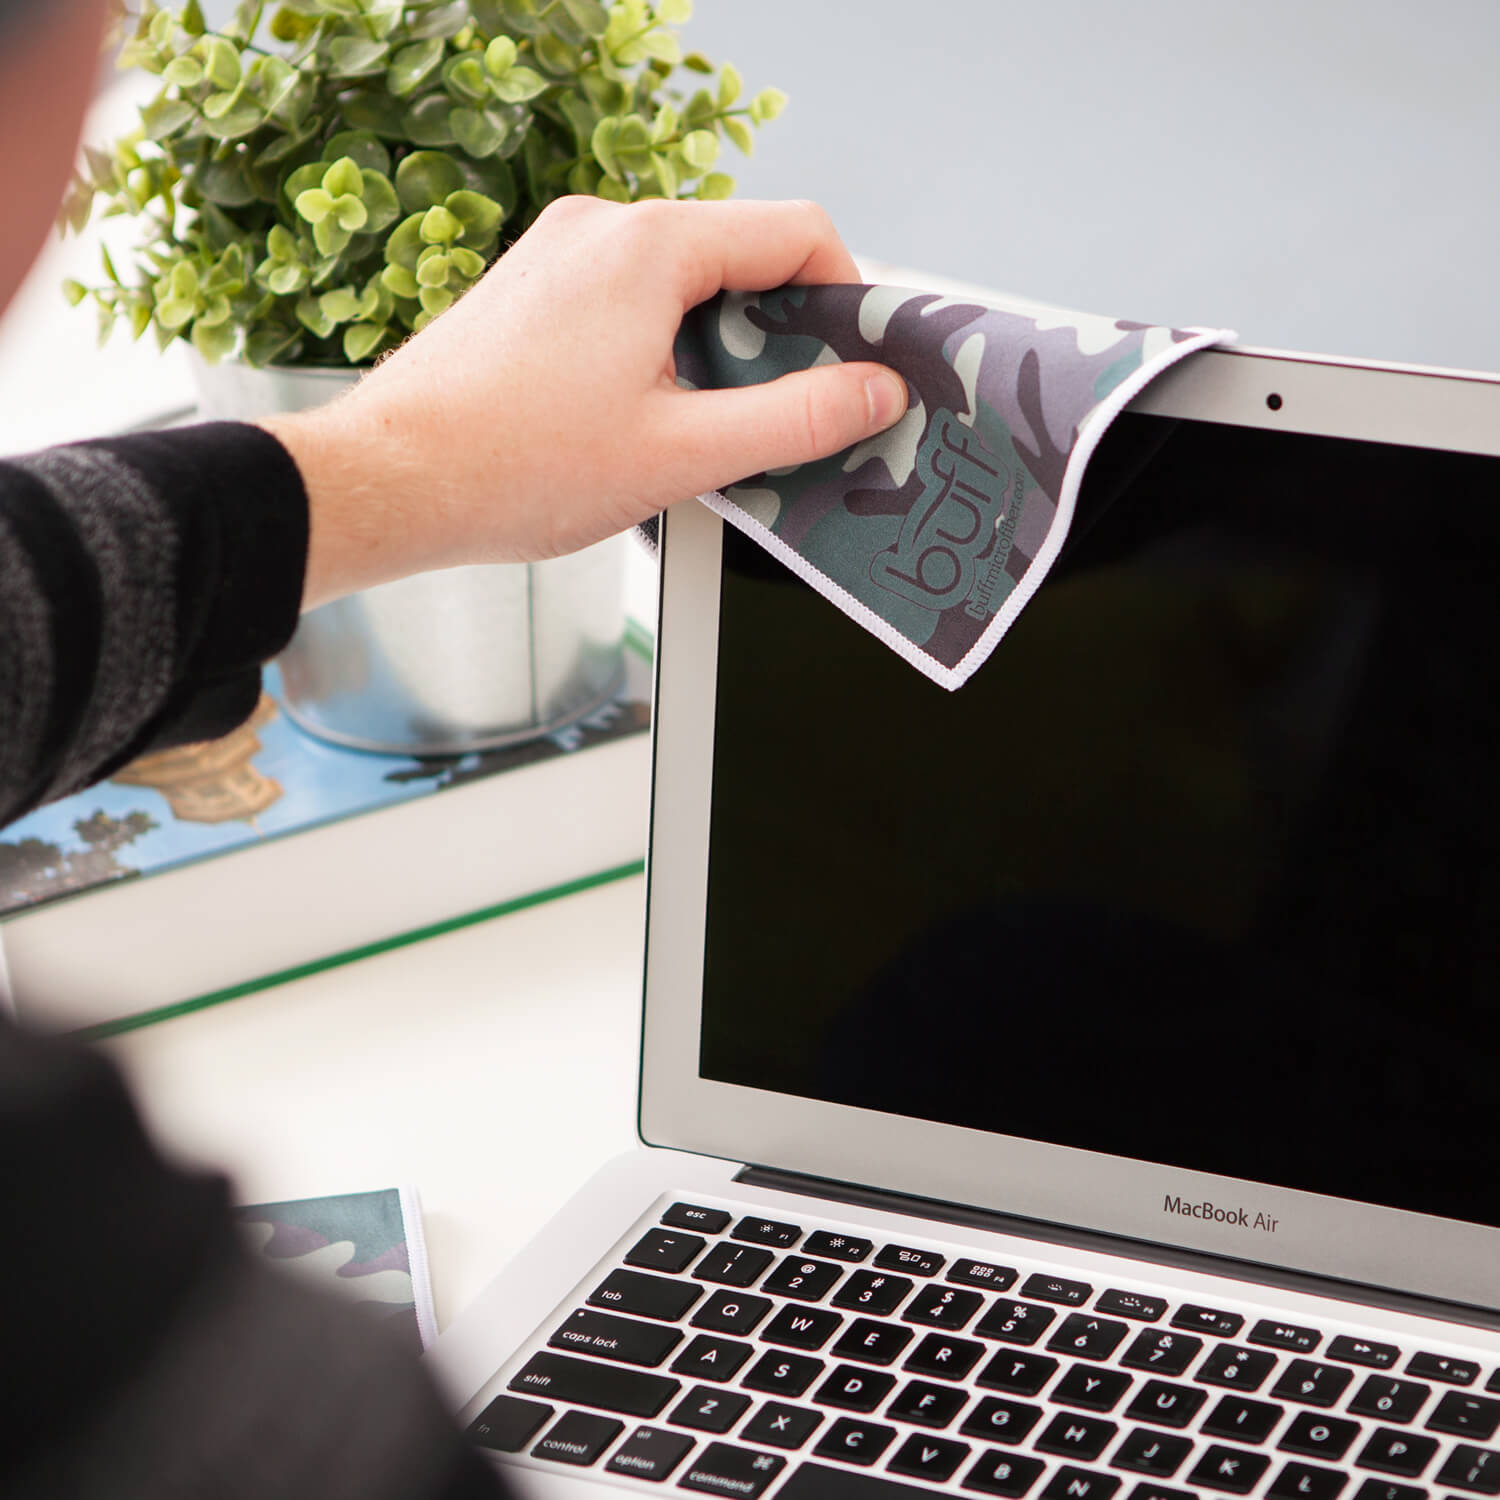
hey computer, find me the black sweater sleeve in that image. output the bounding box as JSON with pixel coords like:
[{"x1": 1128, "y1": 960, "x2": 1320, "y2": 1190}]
[{"x1": 0, "y1": 420, "x2": 308, "y2": 826}]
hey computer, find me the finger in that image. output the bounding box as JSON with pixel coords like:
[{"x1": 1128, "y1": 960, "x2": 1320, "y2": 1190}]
[
  {"x1": 660, "y1": 199, "x2": 864, "y2": 307},
  {"x1": 653, "y1": 362, "x2": 908, "y2": 496}
]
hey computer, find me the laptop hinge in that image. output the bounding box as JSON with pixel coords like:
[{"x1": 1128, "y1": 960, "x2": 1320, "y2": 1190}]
[{"x1": 736, "y1": 1164, "x2": 1500, "y2": 1334}]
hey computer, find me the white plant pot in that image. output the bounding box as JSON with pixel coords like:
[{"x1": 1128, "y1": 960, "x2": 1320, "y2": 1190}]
[{"x1": 192, "y1": 357, "x2": 627, "y2": 755}]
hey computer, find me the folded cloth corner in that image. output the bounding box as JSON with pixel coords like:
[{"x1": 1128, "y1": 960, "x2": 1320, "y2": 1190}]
[{"x1": 670, "y1": 282, "x2": 1233, "y2": 689}]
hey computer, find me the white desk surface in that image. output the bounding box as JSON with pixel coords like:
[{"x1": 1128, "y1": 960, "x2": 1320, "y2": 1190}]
[{"x1": 0, "y1": 83, "x2": 652, "y2": 1335}]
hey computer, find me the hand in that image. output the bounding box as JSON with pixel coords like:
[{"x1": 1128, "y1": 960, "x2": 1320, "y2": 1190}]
[{"x1": 261, "y1": 196, "x2": 908, "y2": 610}]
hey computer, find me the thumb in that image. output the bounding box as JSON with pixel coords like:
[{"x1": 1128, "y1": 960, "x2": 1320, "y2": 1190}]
[{"x1": 662, "y1": 361, "x2": 908, "y2": 496}]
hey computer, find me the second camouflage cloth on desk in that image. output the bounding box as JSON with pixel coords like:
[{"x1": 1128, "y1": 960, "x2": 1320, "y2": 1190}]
[{"x1": 674, "y1": 284, "x2": 1227, "y2": 689}]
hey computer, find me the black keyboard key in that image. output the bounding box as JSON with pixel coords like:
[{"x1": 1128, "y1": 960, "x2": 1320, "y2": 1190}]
[
  {"x1": 833, "y1": 1319, "x2": 915, "y2": 1366},
  {"x1": 663, "y1": 1203, "x2": 732, "y2": 1234},
  {"x1": 1098, "y1": 1290, "x2": 1168, "y2": 1322},
  {"x1": 963, "y1": 1450, "x2": 1046, "y2": 1496},
  {"x1": 721, "y1": 1347, "x2": 816, "y2": 1400},
  {"x1": 731, "y1": 1216, "x2": 801, "y2": 1248},
  {"x1": 468, "y1": 1394, "x2": 554, "y2": 1451},
  {"x1": 833, "y1": 1271, "x2": 915, "y2": 1316},
  {"x1": 889, "y1": 1432, "x2": 971, "y2": 1482},
  {"x1": 591, "y1": 1269, "x2": 705, "y2": 1322},
  {"x1": 670, "y1": 1336, "x2": 752, "y2": 1383},
  {"x1": 1352, "y1": 1483, "x2": 1426, "y2": 1500},
  {"x1": 1251, "y1": 1320, "x2": 1323, "y2": 1355},
  {"x1": 907, "y1": 1332, "x2": 987, "y2": 1381},
  {"x1": 905, "y1": 1284, "x2": 985, "y2": 1330},
  {"x1": 669, "y1": 1385, "x2": 753, "y2": 1433},
  {"x1": 1174, "y1": 1306, "x2": 1245, "y2": 1339},
  {"x1": 693, "y1": 1243, "x2": 775, "y2": 1288},
  {"x1": 1124, "y1": 1486, "x2": 1197, "y2": 1500},
  {"x1": 1268, "y1": 1462, "x2": 1348, "y2": 1500},
  {"x1": 628, "y1": 1229, "x2": 706, "y2": 1274},
  {"x1": 875, "y1": 1244, "x2": 946, "y2": 1277},
  {"x1": 1490, "y1": 1374, "x2": 1500, "y2": 1395},
  {"x1": 961, "y1": 1397, "x2": 1043, "y2": 1444},
  {"x1": 816, "y1": 1364, "x2": 898, "y2": 1413},
  {"x1": 1280, "y1": 1413, "x2": 1360, "y2": 1461},
  {"x1": 976, "y1": 1300, "x2": 1058, "y2": 1346},
  {"x1": 1201, "y1": 1394, "x2": 1284, "y2": 1443},
  {"x1": 763, "y1": 1304, "x2": 842, "y2": 1350},
  {"x1": 1049, "y1": 1314, "x2": 1131, "y2": 1362},
  {"x1": 1271, "y1": 1360, "x2": 1353, "y2": 1409},
  {"x1": 1355, "y1": 1429, "x2": 1439, "y2": 1478},
  {"x1": 1124, "y1": 1381, "x2": 1206, "y2": 1429},
  {"x1": 952, "y1": 1259, "x2": 1019, "y2": 1292},
  {"x1": 976, "y1": 1348, "x2": 1059, "y2": 1395},
  {"x1": 783, "y1": 1461, "x2": 973, "y2": 1500},
  {"x1": 1043, "y1": 1468, "x2": 1122, "y2": 1500},
  {"x1": 1437, "y1": 1444, "x2": 1500, "y2": 1494},
  {"x1": 691, "y1": 1289, "x2": 772, "y2": 1336},
  {"x1": 1196, "y1": 1346, "x2": 1277, "y2": 1391},
  {"x1": 607, "y1": 1424, "x2": 696, "y2": 1480},
  {"x1": 1408, "y1": 1353, "x2": 1480, "y2": 1386},
  {"x1": 533, "y1": 1409, "x2": 623, "y2": 1465},
  {"x1": 1330, "y1": 1337, "x2": 1400, "y2": 1370},
  {"x1": 1428, "y1": 1392, "x2": 1500, "y2": 1440},
  {"x1": 510, "y1": 1352, "x2": 679, "y2": 1417},
  {"x1": 1188, "y1": 1446, "x2": 1272, "y2": 1493},
  {"x1": 1111, "y1": 1429, "x2": 1193, "y2": 1477},
  {"x1": 679, "y1": 1441, "x2": 786, "y2": 1497},
  {"x1": 1350, "y1": 1377, "x2": 1432, "y2": 1424},
  {"x1": 815, "y1": 1417, "x2": 897, "y2": 1465},
  {"x1": 1023, "y1": 1274, "x2": 1093, "y2": 1307},
  {"x1": 741, "y1": 1402, "x2": 823, "y2": 1449},
  {"x1": 550, "y1": 1309, "x2": 684, "y2": 1367},
  {"x1": 889, "y1": 1379, "x2": 969, "y2": 1428},
  {"x1": 1122, "y1": 1330, "x2": 1204, "y2": 1377},
  {"x1": 1036, "y1": 1412, "x2": 1118, "y2": 1462},
  {"x1": 762, "y1": 1255, "x2": 843, "y2": 1302},
  {"x1": 804, "y1": 1231, "x2": 873, "y2": 1263},
  {"x1": 1054, "y1": 1366, "x2": 1133, "y2": 1413}
]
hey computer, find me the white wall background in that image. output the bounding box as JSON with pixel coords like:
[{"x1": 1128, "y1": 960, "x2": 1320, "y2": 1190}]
[{"x1": 200, "y1": 0, "x2": 1500, "y2": 373}]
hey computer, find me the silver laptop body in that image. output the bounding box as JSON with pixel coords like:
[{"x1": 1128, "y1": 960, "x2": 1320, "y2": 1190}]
[{"x1": 432, "y1": 341, "x2": 1500, "y2": 1500}]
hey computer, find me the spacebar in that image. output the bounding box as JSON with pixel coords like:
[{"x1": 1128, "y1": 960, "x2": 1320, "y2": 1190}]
[
  {"x1": 777, "y1": 1462, "x2": 947, "y2": 1500},
  {"x1": 508, "y1": 1352, "x2": 679, "y2": 1416}
]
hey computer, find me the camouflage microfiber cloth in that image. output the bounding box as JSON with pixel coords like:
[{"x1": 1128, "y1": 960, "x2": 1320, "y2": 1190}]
[{"x1": 669, "y1": 284, "x2": 1231, "y2": 690}]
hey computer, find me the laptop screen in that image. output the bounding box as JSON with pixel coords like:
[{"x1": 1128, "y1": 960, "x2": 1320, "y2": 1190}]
[{"x1": 698, "y1": 412, "x2": 1500, "y2": 1231}]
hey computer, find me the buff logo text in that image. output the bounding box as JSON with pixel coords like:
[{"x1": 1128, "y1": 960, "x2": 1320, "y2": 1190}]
[{"x1": 870, "y1": 413, "x2": 1013, "y2": 614}]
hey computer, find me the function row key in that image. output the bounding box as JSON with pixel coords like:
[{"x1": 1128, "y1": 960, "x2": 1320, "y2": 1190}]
[
  {"x1": 1023, "y1": 1273, "x2": 1093, "y2": 1308},
  {"x1": 1172, "y1": 1305, "x2": 1245, "y2": 1339},
  {"x1": 1097, "y1": 1290, "x2": 1168, "y2": 1322},
  {"x1": 803, "y1": 1231, "x2": 873, "y2": 1262},
  {"x1": 1408, "y1": 1351, "x2": 1481, "y2": 1387},
  {"x1": 874, "y1": 1244, "x2": 945, "y2": 1277},
  {"x1": 662, "y1": 1202, "x2": 733, "y2": 1234},
  {"x1": 951, "y1": 1258, "x2": 1019, "y2": 1292},
  {"x1": 1250, "y1": 1319, "x2": 1323, "y2": 1354},
  {"x1": 1330, "y1": 1336, "x2": 1401, "y2": 1370},
  {"x1": 731, "y1": 1216, "x2": 801, "y2": 1248}
]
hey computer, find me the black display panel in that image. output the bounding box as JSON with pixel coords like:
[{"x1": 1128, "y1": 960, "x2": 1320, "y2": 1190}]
[{"x1": 699, "y1": 414, "x2": 1500, "y2": 1227}]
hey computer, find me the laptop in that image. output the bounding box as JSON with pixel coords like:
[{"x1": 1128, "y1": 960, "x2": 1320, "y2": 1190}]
[{"x1": 430, "y1": 336, "x2": 1500, "y2": 1500}]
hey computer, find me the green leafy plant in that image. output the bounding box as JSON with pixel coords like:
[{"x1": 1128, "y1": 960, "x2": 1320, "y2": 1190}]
[{"x1": 63, "y1": 0, "x2": 787, "y2": 367}]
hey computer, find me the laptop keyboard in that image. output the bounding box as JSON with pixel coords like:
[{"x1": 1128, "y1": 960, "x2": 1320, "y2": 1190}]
[{"x1": 466, "y1": 1200, "x2": 1500, "y2": 1500}]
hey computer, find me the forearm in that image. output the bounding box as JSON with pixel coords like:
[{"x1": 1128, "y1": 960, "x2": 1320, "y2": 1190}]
[{"x1": 0, "y1": 422, "x2": 308, "y2": 826}]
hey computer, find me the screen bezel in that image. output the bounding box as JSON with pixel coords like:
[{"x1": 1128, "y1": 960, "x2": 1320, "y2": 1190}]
[{"x1": 639, "y1": 344, "x2": 1500, "y2": 1313}]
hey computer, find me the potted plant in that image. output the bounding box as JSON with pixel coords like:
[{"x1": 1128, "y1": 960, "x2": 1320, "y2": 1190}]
[{"x1": 62, "y1": 0, "x2": 785, "y2": 752}]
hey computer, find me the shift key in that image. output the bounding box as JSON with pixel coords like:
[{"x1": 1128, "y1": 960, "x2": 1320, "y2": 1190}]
[
  {"x1": 549, "y1": 1309, "x2": 683, "y2": 1366},
  {"x1": 510, "y1": 1352, "x2": 680, "y2": 1417}
]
